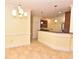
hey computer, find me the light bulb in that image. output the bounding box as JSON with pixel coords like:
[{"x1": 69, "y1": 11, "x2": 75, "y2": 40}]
[
  {"x1": 24, "y1": 12, "x2": 27, "y2": 16},
  {"x1": 19, "y1": 8, "x2": 24, "y2": 15},
  {"x1": 12, "y1": 9, "x2": 17, "y2": 16},
  {"x1": 41, "y1": 22, "x2": 43, "y2": 24},
  {"x1": 54, "y1": 19, "x2": 57, "y2": 23}
]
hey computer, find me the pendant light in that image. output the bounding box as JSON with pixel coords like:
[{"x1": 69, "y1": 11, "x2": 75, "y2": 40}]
[{"x1": 12, "y1": 0, "x2": 27, "y2": 17}]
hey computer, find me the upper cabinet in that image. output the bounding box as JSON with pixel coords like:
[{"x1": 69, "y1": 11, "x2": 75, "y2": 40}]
[{"x1": 64, "y1": 11, "x2": 71, "y2": 33}]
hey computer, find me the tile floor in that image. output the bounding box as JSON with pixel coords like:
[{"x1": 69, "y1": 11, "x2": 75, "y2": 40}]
[{"x1": 5, "y1": 40, "x2": 72, "y2": 59}]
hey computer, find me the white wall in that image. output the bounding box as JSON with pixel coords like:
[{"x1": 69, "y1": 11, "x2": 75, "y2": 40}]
[
  {"x1": 70, "y1": 6, "x2": 73, "y2": 33},
  {"x1": 32, "y1": 16, "x2": 41, "y2": 39},
  {"x1": 5, "y1": 5, "x2": 31, "y2": 48}
]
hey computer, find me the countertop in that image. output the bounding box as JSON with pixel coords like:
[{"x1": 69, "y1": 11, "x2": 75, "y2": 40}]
[{"x1": 39, "y1": 30, "x2": 73, "y2": 34}]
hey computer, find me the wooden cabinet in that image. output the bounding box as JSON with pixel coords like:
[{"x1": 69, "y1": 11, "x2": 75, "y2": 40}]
[
  {"x1": 40, "y1": 20, "x2": 48, "y2": 30},
  {"x1": 64, "y1": 11, "x2": 71, "y2": 33}
]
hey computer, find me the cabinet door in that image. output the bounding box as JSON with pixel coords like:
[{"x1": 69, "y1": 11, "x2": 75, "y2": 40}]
[
  {"x1": 40, "y1": 20, "x2": 47, "y2": 28},
  {"x1": 64, "y1": 11, "x2": 71, "y2": 33}
]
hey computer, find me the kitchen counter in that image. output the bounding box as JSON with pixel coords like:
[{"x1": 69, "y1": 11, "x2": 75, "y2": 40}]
[{"x1": 38, "y1": 30, "x2": 73, "y2": 52}]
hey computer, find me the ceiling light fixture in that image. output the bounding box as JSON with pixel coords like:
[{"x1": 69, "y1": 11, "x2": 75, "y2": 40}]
[
  {"x1": 54, "y1": 19, "x2": 57, "y2": 23},
  {"x1": 58, "y1": 11, "x2": 62, "y2": 14},
  {"x1": 54, "y1": 5, "x2": 58, "y2": 7},
  {"x1": 40, "y1": 22, "x2": 43, "y2": 24},
  {"x1": 12, "y1": 0, "x2": 27, "y2": 17}
]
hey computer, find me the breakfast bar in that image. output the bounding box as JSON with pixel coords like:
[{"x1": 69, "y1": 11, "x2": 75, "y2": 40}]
[{"x1": 38, "y1": 30, "x2": 73, "y2": 51}]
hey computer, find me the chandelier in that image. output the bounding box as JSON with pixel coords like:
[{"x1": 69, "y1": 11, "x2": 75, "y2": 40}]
[{"x1": 12, "y1": 0, "x2": 27, "y2": 17}]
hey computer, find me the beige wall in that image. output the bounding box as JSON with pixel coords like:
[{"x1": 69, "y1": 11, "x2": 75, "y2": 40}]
[
  {"x1": 5, "y1": 5, "x2": 31, "y2": 48},
  {"x1": 38, "y1": 31, "x2": 72, "y2": 51},
  {"x1": 48, "y1": 14, "x2": 65, "y2": 32}
]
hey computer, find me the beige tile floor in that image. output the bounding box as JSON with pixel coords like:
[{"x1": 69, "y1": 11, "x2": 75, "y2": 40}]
[{"x1": 5, "y1": 40, "x2": 72, "y2": 59}]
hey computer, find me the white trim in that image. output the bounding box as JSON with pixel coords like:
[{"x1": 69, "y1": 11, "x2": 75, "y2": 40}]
[
  {"x1": 5, "y1": 32, "x2": 31, "y2": 48},
  {"x1": 5, "y1": 38, "x2": 30, "y2": 48},
  {"x1": 5, "y1": 42, "x2": 30, "y2": 48},
  {"x1": 6, "y1": 32, "x2": 30, "y2": 36}
]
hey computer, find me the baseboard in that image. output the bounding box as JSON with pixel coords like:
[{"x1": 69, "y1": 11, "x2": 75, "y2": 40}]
[{"x1": 5, "y1": 42, "x2": 30, "y2": 48}]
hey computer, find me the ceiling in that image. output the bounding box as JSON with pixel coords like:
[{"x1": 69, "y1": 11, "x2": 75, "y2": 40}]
[{"x1": 6, "y1": 0, "x2": 73, "y2": 18}]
